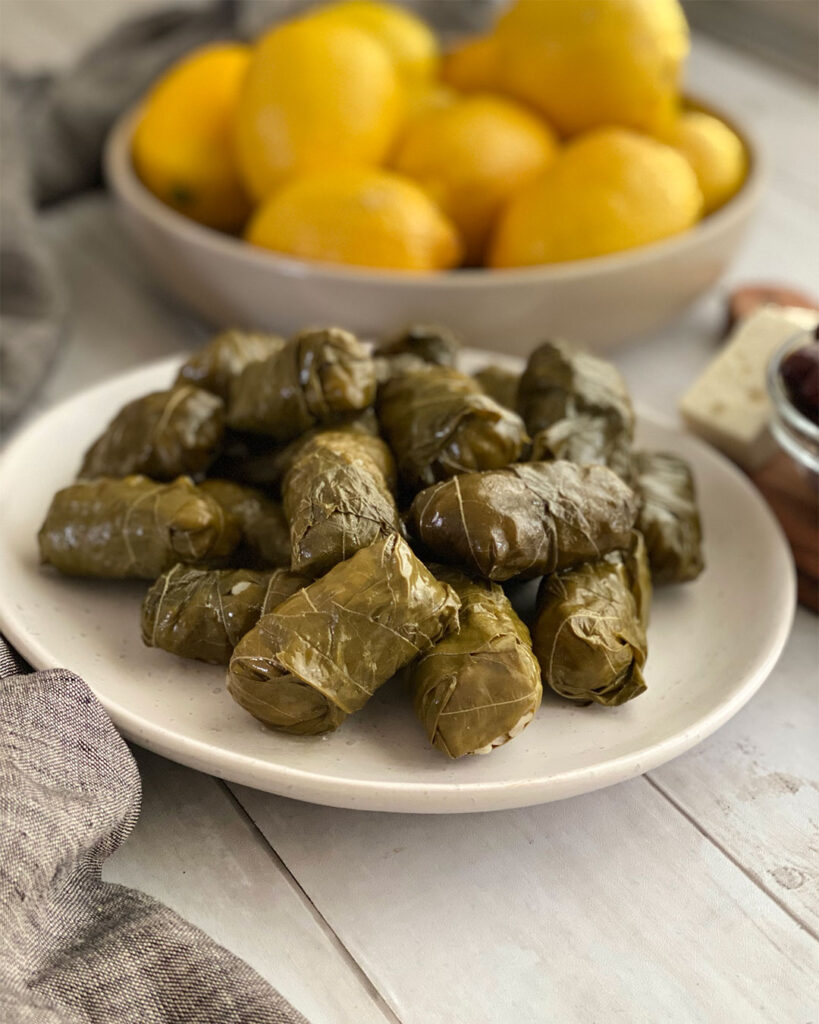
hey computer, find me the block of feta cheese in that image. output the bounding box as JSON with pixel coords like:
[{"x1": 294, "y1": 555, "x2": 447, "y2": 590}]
[{"x1": 680, "y1": 305, "x2": 819, "y2": 470}]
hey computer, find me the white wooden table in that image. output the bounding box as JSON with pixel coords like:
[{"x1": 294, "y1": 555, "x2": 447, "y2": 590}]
[{"x1": 3, "y1": 7, "x2": 818, "y2": 1021}]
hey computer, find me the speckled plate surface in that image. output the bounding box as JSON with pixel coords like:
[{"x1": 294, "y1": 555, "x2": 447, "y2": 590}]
[{"x1": 0, "y1": 353, "x2": 795, "y2": 812}]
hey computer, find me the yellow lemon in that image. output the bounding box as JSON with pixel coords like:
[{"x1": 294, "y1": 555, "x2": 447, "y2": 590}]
[
  {"x1": 441, "y1": 35, "x2": 499, "y2": 93},
  {"x1": 245, "y1": 168, "x2": 462, "y2": 271},
  {"x1": 132, "y1": 44, "x2": 251, "y2": 230},
  {"x1": 670, "y1": 111, "x2": 747, "y2": 214},
  {"x1": 494, "y1": 0, "x2": 689, "y2": 136},
  {"x1": 307, "y1": 0, "x2": 439, "y2": 89},
  {"x1": 490, "y1": 128, "x2": 703, "y2": 267},
  {"x1": 403, "y1": 82, "x2": 458, "y2": 125},
  {"x1": 235, "y1": 19, "x2": 401, "y2": 200},
  {"x1": 392, "y1": 94, "x2": 557, "y2": 263}
]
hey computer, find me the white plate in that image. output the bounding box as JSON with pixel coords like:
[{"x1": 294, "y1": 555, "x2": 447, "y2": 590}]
[{"x1": 0, "y1": 354, "x2": 795, "y2": 813}]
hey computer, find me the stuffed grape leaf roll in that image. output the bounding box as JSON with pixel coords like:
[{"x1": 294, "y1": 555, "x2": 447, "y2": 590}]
[
  {"x1": 377, "y1": 365, "x2": 528, "y2": 490},
  {"x1": 473, "y1": 365, "x2": 520, "y2": 412},
  {"x1": 373, "y1": 323, "x2": 459, "y2": 384},
  {"x1": 227, "y1": 327, "x2": 376, "y2": 439},
  {"x1": 518, "y1": 340, "x2": 635, "y2": 479},
  {"x1": 409, "y1": 567, "x2": 542, "y2": 758},
  {"x1": 531, "y1": 532, "x2": 650, "y2": 706},
  {"x1": 410, "y1": 460, "x2": 639, "y2": 581},
  {"x1": 632, "y1": 451, "x2": 705, "y2": 584},
  {"x1": 38, "y1": 476, "x2": 240, "y2": 579},
  {"x1": 282, "y1": 431, "x2": 400, "y2": 577},
  {"x1": 376, "y1": 324, "x2": 460, "y2": 367},
  {"x1": 374, "y1": 351, "x2": 429, "y2": 385},
  {"x1": 210, "y1": 409, "x2": 381, "y2": 492},
  {"x1": 142, "y1": 565, "x2": 309, "y2": 664},
  {"x1": 79, "y1": 386, "x2": 224, "y2": 480},
  {"x1": 227, "y1": 534, "x2": 460, "y2": 735},
  {"x1": 175, "y1": 328, "x2": 285, "y2": 400},
  {"x1": 199, "y1": 479, "x2": 290, "y2": 568}
]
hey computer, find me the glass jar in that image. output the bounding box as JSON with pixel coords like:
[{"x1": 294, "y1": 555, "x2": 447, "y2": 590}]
[
  {"x1": 767, "y1": 328, "x2": 819, "y2": 480},
  {"x1": 762, "y1": 326, "x2": 819, "y2": 610}
]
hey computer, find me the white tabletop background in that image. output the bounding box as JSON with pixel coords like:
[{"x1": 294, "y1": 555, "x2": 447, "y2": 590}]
[{"x1": 2, "y1": 4, "x2": 818, "y2": 1022}]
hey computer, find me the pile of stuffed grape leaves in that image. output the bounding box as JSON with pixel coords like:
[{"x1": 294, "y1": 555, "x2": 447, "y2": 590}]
[{"x1": 38, "y1": 326, "x2": 705, "y2": 759}]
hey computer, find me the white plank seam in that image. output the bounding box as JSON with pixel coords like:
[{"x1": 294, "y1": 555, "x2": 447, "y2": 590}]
[
  {"x1": 643, "y1": 774, "x2": 819, "y2": 942},
  {"x1": 220, "y1": 781, "x2": 404, "y2": 1024}
]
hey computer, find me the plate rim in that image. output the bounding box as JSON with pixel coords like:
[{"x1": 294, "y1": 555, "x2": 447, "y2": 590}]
[{"x1": 0, "y1": 356, "x2": 797, "y2": 813}]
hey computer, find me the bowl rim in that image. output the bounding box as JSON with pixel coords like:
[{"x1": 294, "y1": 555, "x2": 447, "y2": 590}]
[{"x1": 104, "y1": 94, "x2": 765, "y2": 289}]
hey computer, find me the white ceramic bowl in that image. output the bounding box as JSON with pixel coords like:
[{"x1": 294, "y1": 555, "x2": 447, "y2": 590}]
[{"x1": 104, "y1": 104, "x2": 763, "y2": 355}]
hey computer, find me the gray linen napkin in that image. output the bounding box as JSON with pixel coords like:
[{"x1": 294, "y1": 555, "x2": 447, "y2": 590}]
[
  {"x1": 0, "y1": 0, "x2": 496, "y2": 430},
  {"x1": 0, "y1": 633, "x2": 309, "y2": 1024}
]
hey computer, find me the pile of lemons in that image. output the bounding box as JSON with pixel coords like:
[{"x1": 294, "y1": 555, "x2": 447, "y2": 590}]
[{"x1": 132, "y1": 0, "x2": 748, "y2": 272}]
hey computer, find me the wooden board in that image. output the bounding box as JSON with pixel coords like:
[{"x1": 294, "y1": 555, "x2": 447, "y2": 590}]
[{"x1": 230, "y1": 775, "x2": 817, "y2": 1024}]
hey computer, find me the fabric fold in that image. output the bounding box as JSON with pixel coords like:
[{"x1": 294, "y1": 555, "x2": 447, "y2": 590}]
[{"x1": 0, "y1": 636, "x2": 308, "y2": 1024}]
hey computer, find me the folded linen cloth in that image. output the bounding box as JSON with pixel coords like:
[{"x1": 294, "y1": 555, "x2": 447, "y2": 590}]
[
  {"x1": 0, "y1": 633, "x2": 308, "y2": 1024},
  {"x1": 0, "y1": 0, "x2": 496, "y2": 429}
]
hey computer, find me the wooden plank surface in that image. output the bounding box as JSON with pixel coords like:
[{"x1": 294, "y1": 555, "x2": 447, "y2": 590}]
[
  {"x1": 230, "y1": 774, "x2": 817, "y2": 1024},
  {"x1": 649, "y1": 608, "x2": 819, "y2": 935},
  {"x1": 103, "y1": 748, "x2": 394, "y2": 1024}
]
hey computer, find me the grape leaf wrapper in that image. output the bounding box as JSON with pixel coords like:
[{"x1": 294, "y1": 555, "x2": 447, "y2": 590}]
[
  {"x1": 282, "y1": 431, "x2": 400, "y2": 577},
  {"x1": 532, "y1": 532, "x2": 651, "y2": 707},
  {"x1": 199, "y1": 479, "x2": 290, "y2": 568},
  {"x1": 378, "y1": 365, "x2": 528, "y2": 491},
  {"x1": 410, "y1": 566, "x2": 542, "y2": 758},
  {"x1": 79, "y1": 386, "x2": 225, "y2": 480},
  {"x1": 519, "y1": 339, "x2": 635, "y2": 480},
  {"x1": 175, "y1": 328, "x2": 285, "y2": 400},
  {"x1": 227, "y1": 534, "x2": 461, "y2": 735},
  {"x1": 38, "y1": 476, "x2": 240, "y2": 579},
  {"x1": 632, "y1": 450, "x2": 705, "y2": 584},
  {"x1": 142, "y1": 565, "x2": 309, "y2": 664},
  {"x1": 227, "y1": 327, "x2": 376, "y2": 439},
  {"x1": 410, "y1": 460, "x2": 639, "y2": 581}
]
